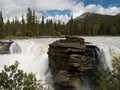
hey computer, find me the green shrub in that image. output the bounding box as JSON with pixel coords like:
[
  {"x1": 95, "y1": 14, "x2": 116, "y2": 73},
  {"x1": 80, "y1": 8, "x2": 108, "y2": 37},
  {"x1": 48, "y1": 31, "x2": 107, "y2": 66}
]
[
  {"x1": 0, "y1": 61, "x2": 45, "y2": 90},
  {"x1": 90, "y1": 56, "x2": 120, "y2": 90}
]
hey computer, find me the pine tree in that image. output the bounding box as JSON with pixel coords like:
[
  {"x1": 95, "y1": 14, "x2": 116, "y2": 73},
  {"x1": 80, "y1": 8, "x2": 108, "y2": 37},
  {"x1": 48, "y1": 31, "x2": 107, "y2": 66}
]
[
  {"x1": 45, "y1": 19, "x2": 49, "y2": 35},
  {"x1": 32, "y1": 10, "x2": 36, "y2": 36},
  {"x1": 0, "y1": 11, "x2": 4, "y2": 38},
  {"x1": 15, "y1": 16, "x2": 21, "y2": 36},
  {"x1": 35, "y1": 16, "x2": 39, "y2": 36},
  {"x1": 26, "y1": 7, "x2": 33, "y2": 36},
  {"x1": 49, "y1": 19, "x2": 55, "y2": 35},
  {"x1": 69, "y1": 15, "x2": 74, "y2": 35},
  {"x1": 21, "y1": 14, "x2": 26, "y2": 36},
  {"x1": 41, "y1": 15, "x2": 45, "y2": 35},
  {"x1": 5, "y1": 19, "x2": 10, "y2": 36}
]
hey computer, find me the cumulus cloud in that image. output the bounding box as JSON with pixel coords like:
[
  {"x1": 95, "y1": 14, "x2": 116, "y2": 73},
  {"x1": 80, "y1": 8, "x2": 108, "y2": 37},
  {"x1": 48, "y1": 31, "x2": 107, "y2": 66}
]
[
  {"x1": 46, "y1": 15, "x2": 70, "y2": 24},
  {"x1": 34, "y1": 0, "x2": 74, "y2": 11},
  {"x1": 71, "y1": 2, "x2": 85, "y2": 18},
  {"x1": 84, "y1": 4, "x2": 120, "y2": 16},
  {"x1": 0, "y1": 0, "x2": 120, "y2": 23}
]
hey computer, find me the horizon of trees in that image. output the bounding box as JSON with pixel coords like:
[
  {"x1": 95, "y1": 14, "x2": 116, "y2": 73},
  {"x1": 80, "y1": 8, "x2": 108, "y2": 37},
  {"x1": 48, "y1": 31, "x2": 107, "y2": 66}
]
[{"x1": 0, "y1": 7, "x2": 120, "y2": 38}]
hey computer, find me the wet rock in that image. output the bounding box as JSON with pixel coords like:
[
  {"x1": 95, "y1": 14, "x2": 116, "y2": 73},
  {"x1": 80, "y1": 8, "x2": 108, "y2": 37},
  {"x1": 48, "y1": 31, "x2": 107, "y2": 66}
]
[
  {"x1": 48, "y1": 36, "x2": 98, "y2": 90},
  {"x1": 0, "y1": 41, "x2": 13, "y2": 54}
]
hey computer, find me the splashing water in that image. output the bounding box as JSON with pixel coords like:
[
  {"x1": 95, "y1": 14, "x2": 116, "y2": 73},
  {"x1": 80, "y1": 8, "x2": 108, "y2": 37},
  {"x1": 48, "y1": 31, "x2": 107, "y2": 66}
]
[
  {"x1": 86, "y1": 43, "x2": 120, "y2": 71},
  {"x1": 0, "y1": 39, "x2": 52, "y2": 86},
  {"x1": 96, "y1": 44, "x2": 113, "y2": 70},
  {"x1": 0, "y1": 37, "x2": 120, "y2": 90},
  {"x1": 9, "y1": 42, "x2": 21, "y2": 54},
  {"x1": 0, "y1": 38, "x2": 61, "y2": 89}
]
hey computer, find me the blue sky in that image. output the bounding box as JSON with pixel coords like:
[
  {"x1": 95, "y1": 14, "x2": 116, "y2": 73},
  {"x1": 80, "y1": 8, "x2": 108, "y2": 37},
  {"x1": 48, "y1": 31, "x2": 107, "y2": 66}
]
[
  {"x1": 39, "y1": 9, "x2": 71, "y2": 18},
  {"x1": 38, "y1": 0, "x2": 120, "y2": 19},
  {"x1": 39, "y1": 0, "x2": 120, "y2": 19},
  {"x1": 0, "y1": 0, "x2": 120, "y2": 23}
]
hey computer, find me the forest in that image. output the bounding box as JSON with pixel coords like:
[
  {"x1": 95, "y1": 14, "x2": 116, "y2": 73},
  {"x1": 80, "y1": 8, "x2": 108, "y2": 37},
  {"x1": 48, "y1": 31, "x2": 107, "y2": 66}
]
[{"x1": 0, "y1": 8, "x2": 120, "y2": 38}]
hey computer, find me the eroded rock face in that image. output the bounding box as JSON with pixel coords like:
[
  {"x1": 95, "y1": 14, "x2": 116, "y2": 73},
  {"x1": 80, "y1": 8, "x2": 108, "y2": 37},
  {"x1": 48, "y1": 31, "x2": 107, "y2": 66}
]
[
  {"x1": 0, "y1": 41, "x2": 13, "y2": 54},
  {"x1": 48, "y1": 36, "x2": 98, "y2": 90}
]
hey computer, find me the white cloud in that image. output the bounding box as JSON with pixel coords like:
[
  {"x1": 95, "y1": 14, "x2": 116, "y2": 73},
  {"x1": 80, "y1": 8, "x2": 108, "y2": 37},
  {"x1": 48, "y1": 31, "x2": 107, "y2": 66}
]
[
  {"x1": 34, "y1": 0, "x2": 74, "y2": 11},
  {"x1": 71, "y1": 2, "x2": 85, "y2": 18},
  {"x1": 71, "y1": 3, "x2": 120, "y2": 18},
  {"x1": 84, "y1": 4, "x2": 120, "y2": 15},
  {"x1": 0, "y1": 0, "x2": 120, "y2": 23},
  {"x1": 0, "y1": 0, "x2": 28, "y2": 21},
  {"x1": 46, "y1": 15, "x2": 70, "y2": 24}
]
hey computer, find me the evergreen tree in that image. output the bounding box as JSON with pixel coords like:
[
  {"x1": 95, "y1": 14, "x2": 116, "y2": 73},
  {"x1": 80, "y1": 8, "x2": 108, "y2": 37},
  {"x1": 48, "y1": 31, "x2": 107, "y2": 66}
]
[
  {"x1": 69, "y1": 15, "x2": 74, "y2": 35},
  {"x1": 0, "y1": 11, "x2": 4, "y2": 38},
  {"x1": 26, "y1": 7, "x2": 33, "y2": 36},
  {"x1": 1, "y1": 9, "x2": 120, "y2": 38},
  {"x1": 35, "y1": 16, "x2": 39, "y2": 36},
  {"x1": 21, "y1": 14, "x2": 26, "y2": 36},
  {"x1": 45, "y1": 19, "x2": 50, "y2": 35},
  {"x1": 15, "y1": 16, "x2": 21, "y2": 36},
  {"x1": 5, "y1": 19, "x2": 10, "y2": 36},
  {"x1": 32, "y1": 10, "x2": 36, "y2": 36},
  {"x1": 49, "y1": 19, "x2": 55, "y2": 35},
  {"x1": 41, "y1": 15, "x2": 45, "y2": 35}
]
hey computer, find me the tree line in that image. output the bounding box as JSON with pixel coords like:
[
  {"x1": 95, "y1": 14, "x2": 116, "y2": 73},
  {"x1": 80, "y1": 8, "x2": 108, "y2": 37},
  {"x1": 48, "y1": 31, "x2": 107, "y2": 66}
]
[
  {"x1": 0, "y1": 8, "x2": 120, "y2": 38},
  {"x1": 68, "y1": 13, "x2": 120, "y2": 36},
  {"x1": 0, "y1": 8, "x2": 67, "y2": 38}
]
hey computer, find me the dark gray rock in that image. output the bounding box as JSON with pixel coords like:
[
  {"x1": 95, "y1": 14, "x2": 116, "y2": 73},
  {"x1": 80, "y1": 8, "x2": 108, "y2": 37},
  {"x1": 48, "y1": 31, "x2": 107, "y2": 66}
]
[
  {"x1": 0, "y1": 41, "x2": 13, "y2": 54},
  {"x1": 48, "y1": 36, "x2": 98, "y2": 90}
]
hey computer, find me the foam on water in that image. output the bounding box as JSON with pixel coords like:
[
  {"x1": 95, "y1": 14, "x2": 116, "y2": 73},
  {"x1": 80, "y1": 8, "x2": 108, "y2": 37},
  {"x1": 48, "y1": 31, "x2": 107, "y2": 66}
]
[
  {"x1": 0, "y1": 39, "x2": 51, "y2": 81},
  {"x1": 0, "y1": 37, "x2": 120, "y2": 90},
  {"x1": 95, "y1": 44, "x2": 113, "y2": 70},
  {"x1": 86, "y1": 43, "x2": 120, "y2": 71}
]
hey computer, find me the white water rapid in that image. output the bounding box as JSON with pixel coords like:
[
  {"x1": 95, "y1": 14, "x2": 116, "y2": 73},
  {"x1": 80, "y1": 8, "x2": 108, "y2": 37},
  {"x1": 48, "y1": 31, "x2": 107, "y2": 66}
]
[
  {"x1": 0, "y1": 37, "x2": 120, "y2": 90},
  {"x1": 87, "y1": 43, "x2": 119, "y2": 71},
  {"x1": 0, "y1": 40, "x2": 48, "y2": 79},
  {"x1": 0, "y1": 39, "x2": 60, "y2": 86},
  {"x1": 84, "y1": 37, "x2": 120, "y2": 70}
]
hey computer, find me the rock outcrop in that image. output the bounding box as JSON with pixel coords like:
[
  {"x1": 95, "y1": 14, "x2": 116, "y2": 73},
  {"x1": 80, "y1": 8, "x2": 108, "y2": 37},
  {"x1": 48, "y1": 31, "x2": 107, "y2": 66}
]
[
  {"x1": 0, "y1": 41, "x2": 13, "y2": 54},
  {"x1": 48, "y1": 36, "x2": 98, "y2": 90}
]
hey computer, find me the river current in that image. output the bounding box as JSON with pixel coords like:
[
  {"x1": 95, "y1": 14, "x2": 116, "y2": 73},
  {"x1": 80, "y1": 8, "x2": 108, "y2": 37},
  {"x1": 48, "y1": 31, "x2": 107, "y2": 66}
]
[{"x1": 0, "y1": 37, "x2": 120, "y2": 89}]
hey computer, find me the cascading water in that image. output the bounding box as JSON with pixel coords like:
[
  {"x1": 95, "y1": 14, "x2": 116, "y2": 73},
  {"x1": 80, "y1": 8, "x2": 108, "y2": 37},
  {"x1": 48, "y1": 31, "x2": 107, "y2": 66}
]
[
  {"x1": 95, "y1": 44, "x2": 113, "y2": 70},
  {"x1": 9, "y1": 42, "x2": 21, "y2": 54},
  {"x1": 83, "y1": 43, "x2": 120, "y2": 90},
  {"x1": 0, "y1": 39, "x2": 54, "y2": 89},
  {"x1": 87, "y1": 43, "x2": 120, "y2": 71},
  {"x1": 0, "y1": 37, "x2": 120, "y2": 90}
]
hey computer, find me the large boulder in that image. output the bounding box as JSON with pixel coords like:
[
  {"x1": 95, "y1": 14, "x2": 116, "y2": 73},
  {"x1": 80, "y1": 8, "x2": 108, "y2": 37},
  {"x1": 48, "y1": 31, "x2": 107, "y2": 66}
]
[
  {"x1": 48, "y1": 36, "x2": 98, "y2": 90},
  {"x1": 0, "y1": 41, "x2": 13, "y2": 54}
]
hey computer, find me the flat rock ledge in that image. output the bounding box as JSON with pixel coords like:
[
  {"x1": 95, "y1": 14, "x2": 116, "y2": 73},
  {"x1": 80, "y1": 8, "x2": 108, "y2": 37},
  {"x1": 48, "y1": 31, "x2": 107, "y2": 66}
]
[{"x1": 48, "y1": 36, "x2": 98, "y2": 90}]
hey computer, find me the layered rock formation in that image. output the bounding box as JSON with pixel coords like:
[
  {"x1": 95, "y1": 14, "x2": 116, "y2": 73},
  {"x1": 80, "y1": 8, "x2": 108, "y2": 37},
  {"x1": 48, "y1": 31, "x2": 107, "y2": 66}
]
[
  {"x1": 0, "y1": 41, "x2": 13, "y2": 54},
  {"x1": 48, "y1": 36, "x2": 98, "y2": 90}
]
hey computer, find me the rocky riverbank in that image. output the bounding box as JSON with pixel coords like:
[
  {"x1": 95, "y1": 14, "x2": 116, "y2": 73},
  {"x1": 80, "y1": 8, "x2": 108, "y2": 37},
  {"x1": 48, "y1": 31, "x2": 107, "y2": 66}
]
[{"x1": 48, "y1": 36, "x2": 98, "y2": 90}]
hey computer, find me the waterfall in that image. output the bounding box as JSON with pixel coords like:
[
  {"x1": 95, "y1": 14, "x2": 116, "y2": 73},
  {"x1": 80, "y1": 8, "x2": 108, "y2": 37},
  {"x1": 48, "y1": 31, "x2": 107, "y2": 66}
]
[
  {"x1": 0, "y1": 39, "x2": 52, "y2": 88},
  {"x1": 0, "y1": 38, "x2": 120, "y2": 90},
  {"x1": 9, "y1": 42, "x2": 21, "y2": 54},
  {"x1": 87, "y1": 43, "x2": 120, "y2": 71},
  {"x1": 96, "y1": 44, "x2": 113, "y2": 70}
]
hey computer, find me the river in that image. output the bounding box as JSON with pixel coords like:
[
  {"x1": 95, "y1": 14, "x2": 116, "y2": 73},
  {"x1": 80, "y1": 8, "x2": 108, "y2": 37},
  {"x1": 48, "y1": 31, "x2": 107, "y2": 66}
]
[{"x1": 0, "y1": 37, "x2": 120, "y2": 89}]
